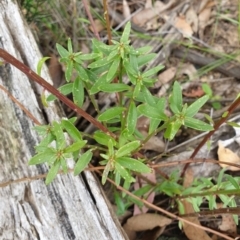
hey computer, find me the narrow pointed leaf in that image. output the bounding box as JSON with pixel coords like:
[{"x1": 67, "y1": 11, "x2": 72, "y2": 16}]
[
  {"x1": 47, "y1": 83, "x2": 73, "y2": 102},
  {"x1": 169, "y1": 81, "x2": 182, "y2": 113},
  {"x1": 98, "y1": 107, "x2": 126, "y2": 121},
  {"x1": 107, "y1": 58, "x2": 120, "y2": 82},
  {"x1": 45, "y1": 161, "x2": 61, "y2": 184},
  {"x1": 186, "y1": 95, "x2": 209, "y2": 117},
  {"x1": 52, "y1": 121, "x2": 65, "y2": 148},
  {"x1": 120, "y1": 21, "x2": 131, "y2": 43},
  {"x1": 99, "y1": 83, "x2": 130, "y2": 92},
  {"x1": 74, "y1": 150, "x2": 93, "y2": 175},
  {"x1": 126, "y1": 102, "x2": 137, "y2": 135},
  {"x1": 56, "y1": 43, "x2": 69, "y2": 58},
  {"x1": 142, "y1": 65, "x2": 164, "y2": 78},
  {"x1": 184, "y1": 117, "x2": 213, "y2": 131},
  {"x1": 117, "y1": 157, "x2": 151, "y2": 173},
  {"x1": 28, "y1": 149, "x2": 56, "y2": 165},
  {"x1": 73, "y1": 77, "x2": 84, "y2": 107},
  {"x1": 64, "y1": 141, "x2": 87, "y2": 153},
  {"x1": 138, "y1": 104, "x2": 167, "y2": 121},
  {"x1": 37, "y1": 57, "x2": 50, "y2": 75},
  {"x1": 115, "y1": 162, "x2": 135, "y2": 182},
  {"x1": 61, "y1": 119, "x2": 82, "y2": 141},
  {"x1": 116, "y1": 141, "x2": 140, "y2": 158}
]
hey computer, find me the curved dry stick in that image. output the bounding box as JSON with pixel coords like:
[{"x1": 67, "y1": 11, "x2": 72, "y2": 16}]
[{"x1": 0, "y1": 48, "x2": 115, "y2": 138}]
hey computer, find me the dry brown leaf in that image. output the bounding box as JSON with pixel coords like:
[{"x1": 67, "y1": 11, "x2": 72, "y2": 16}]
[
  {"x1": 123, "y1": 213, "x2": 172, "y2": 240},
  {"x1": 174, "y1": 15, "x2": 193, "y2": 37},
  {"x1": 181, "y1": 168, "x2": 212, "y2": 240},
  {"x1": 133, "y1": 171, "x2": 156, "y2": 215},
  {"x1": 155, "y1": 67, "x2": 176, "y2": 88},
  {"x1": 183, "y1": 84, "x2": 205, "y2": 98},
  {"x1": 217, "y1": 141, "x2": 240, "y2": 171},
  {"x1": 185, "y1": 7, "x2": 198, "y2": 33},
  {"x1": 48, "y1": 54, "x2": 64, "y2": 88},
  {"x1": 132, "y1": 0, "x2": 176, "y2": 27},
  {"x1": 216, "y1": 203, "x2": 237, "y2": 236},
  {"x1": 89, "y1": 19, "x2": 105, "y2": 33},
  {"x1": 198, "y1": 4, "x2": 213, "y2": 39},
  {"x1": 122, "y1": 0, "x2": 131, "y2": 19},
  {"x1": 177, "y1": 63, "x2": 198, "y2": 81}
]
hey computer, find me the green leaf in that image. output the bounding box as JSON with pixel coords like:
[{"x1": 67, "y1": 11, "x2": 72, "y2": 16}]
[
  {"x1": 133, "y1": 82, "x2": 141, "y2": 98},
  {"x1": 126, "y1": 101, "x2": 137, "y2": 135},
  {"x1": 217, "y1": 168, "x2": 225, "y2": 186},
  {"x1": 149, "y1": 118, "x2": 161, "y2": 134},
  {"x1": 185, "y1": 95, "x2": 209, "y2": 117},
  {"x1": 74, "y1": 64, "x2": 89, "y2": 82},
  {"x1": 116, "y1": 140, "x2": 140, "y2": 158},
  {"x1": 47, "y1": 83, "x2": 73, "y2": 102},
  {"x1": 98, "y1": 107, "x2": 126, "y2": 122},
  {"x1": 64, "y1": 141, "x2": 87, "y2": 153},
  {"x1": 74, "y1": 53, "x2": 100, "y2": 61},
  {"x1": 202, "y1": 83, "x2": 212, "y2": 97},
  {"x1": 120, "y1": 21, "x2": 131, "y2": 43},
  {"x1": 74, "y1": 150, "x2": 93, "y2": 175},
  {"x1": 73, "y1": 77, "x2": 84, "y2": 107},
  {"x1": 28, "y1": 148, "x2": 56, "y2": 165},
  {"x1": 94, "y1": 131, "x2": 116, "y2": 146},
  {"x1": 142, "y1": 65, "x2": 164, "y2": 78},
  {"x1": 138, "y1": 104, "x2": 167, "y2": 121},
  {"x1": 61, "y1": 119, "x2": 82, "y2": 141},
  {"x1": 142, "y1": 85, "x2": 156, "y2": 105},
  {"x1": 227, "y1": 121, "x2": 240, "y2": 128},
  {"x1": 60, "y1": 157, "x2": 68, "y2": 173},
  {"x1": 115, "y1": 162, "x2": 135, "y2": 183},
  {"x1": 169, "y1": 81, "x2": 182, "y2": 113},
  {"x1": 88, "y1": 57, "x2": 111, "y2": 68},
  {"x1": 52, "y1": 121, "x2": 65, "y2": 148},
  {"x1": 45, "y1": 161, "x2": 61, "y2": 185},
  {"x1": 56, "y1": 43, "x2": 69, "y2": 58},
  {"x1": 37, "y1": 57, "x2": 50, "y2": 75},
  {"x1": 107, "y1": 58, "x2": 120, "y2": 82},
  {"x1": 65, "y1": 60, "x2": 73, "y2": 82},
  {"x1": 135, "y1": 46, "x2": 152, "y2": 55},
  {"x1": 184, "y1": 117, "x2": 213, "y2": 131},
  {"x1": 117, "y1": 157, "x2": 151, "y2": 173},
  {"x1": 90, "y1": 73, "x2": 108, "y2": 94},
  {"x1": 99, "y1": 83, "x2": 130, "y2": 93},
  {"x1": 164, "y1": 119, "x2": 182, "y2": 140},
  {"x1": 225, "y1": 174, "x2": 239, "y2": 189},
  {"x1": 67, "y1": 38, "x2": 73, "y2": 53},
  {"x1": 102, "y1": 161, "x2": 111, "y2": 185},
  {"x1": 137, "y1": 53, "x2": 156, "y2": 67}
]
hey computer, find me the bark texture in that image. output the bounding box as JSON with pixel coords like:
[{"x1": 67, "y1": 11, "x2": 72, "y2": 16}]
[{"x1": 0, "y1": 1, "x2": 127, "y2": 239}]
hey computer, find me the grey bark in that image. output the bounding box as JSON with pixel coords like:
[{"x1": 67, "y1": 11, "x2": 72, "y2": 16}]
[{"x1": 0, "y1": 1, "x2": 127, "y2": 239}]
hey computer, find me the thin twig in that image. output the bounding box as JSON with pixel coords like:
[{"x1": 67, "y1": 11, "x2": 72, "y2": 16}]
[
  {"x1": 0, "y1": 84, "x2": 41, "y2": 125},
  {"x1": 82, "y1": 0, "x2": 100, "y2": 40},
  {"x1": 0, "y1": 49, "x2": 115, "y2": 138},
  {"x1": 103, "y1": 0, "x2": 112, "y2": 44}
]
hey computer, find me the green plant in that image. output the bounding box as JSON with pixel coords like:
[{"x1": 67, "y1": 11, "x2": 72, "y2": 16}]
[
  {"x1": 202, "y1": 82, "x2": 222, "y2": 110},
  {"x1": 30, "y1": 22, "x2": 213, "y2": 188}
]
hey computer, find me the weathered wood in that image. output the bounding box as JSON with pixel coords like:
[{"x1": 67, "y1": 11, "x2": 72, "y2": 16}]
[{"x1": 0, "y1": 1, "x2": 127, "y2": 239}]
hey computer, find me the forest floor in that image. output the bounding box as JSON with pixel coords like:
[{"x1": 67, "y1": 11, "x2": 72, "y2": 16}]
[{"x1": 20, "y1": 0, "x2": 240, "y2": 239}]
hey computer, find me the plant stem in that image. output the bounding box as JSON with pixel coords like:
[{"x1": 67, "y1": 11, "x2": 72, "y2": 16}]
[
  {"x1": 0, "y1": 48, "x2": 116, "y2": 138},
  {"x1": 103, "y1": 0, "x2": 112, "y2": 45}
]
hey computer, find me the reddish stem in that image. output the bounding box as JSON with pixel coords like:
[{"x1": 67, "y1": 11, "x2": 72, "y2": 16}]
[{"x1": 0, "y1": 48, "x2": 115, "y2": 138}]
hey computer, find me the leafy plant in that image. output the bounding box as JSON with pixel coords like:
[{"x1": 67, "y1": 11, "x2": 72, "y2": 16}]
[
  {"x1": 31, "y1": 22, "x2": 213, "y2": 187},
  {"x1": 29, "y1": 22, "x2": 240, "y2": 221}
]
